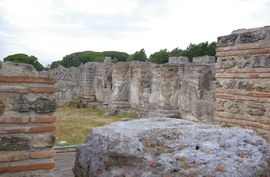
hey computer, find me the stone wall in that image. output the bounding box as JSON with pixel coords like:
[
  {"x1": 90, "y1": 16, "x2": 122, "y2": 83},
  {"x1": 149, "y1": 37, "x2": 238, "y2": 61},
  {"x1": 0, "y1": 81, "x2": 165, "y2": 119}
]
[
  {"x1": 40, "y1": 65, "x2": 81, "y2": 105},
  {"x1": 0, "y1": 62, "x2": 56, "y2": 176},
  {"x1": 214, "y1": 26, "x2": 270, "y2": 141},
  {"x1": 42, "y1": 58, "x2": 215, "y2": 121}
]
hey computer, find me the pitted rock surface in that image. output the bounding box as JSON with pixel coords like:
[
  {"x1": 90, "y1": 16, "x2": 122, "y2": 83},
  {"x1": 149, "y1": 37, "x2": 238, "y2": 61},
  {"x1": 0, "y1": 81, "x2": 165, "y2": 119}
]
[
  {"x1": 0, "y1": 97, "x2": 4, "y2": 114},
  {"x1": 73, "y1": 118, "x2": 270, "y2": 177}
]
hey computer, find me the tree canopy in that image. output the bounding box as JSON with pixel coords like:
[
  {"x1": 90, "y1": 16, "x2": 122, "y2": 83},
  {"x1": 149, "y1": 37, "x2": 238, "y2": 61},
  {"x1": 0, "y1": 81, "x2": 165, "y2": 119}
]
[
  {"x1": 51, "y1": 51, "x2": 129, "y2": 68},
  {"x1": 127, "y1": 49, "x2": 147, "y2": 61},
  {"x1": 3, "y1": 53, "x2": 44, "y2": 71},
  {"x1": 149, "y1": 41, "x2": 216, "y2": 64},
  {"x1": 149, "y1": 49, "x2": 170, "y2": 64}
]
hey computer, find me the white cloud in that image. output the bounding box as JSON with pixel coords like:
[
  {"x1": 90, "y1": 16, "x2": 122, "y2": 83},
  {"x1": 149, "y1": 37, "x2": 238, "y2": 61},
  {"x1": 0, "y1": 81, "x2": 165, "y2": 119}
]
[{"x1": 0, "y1": 0, "x2": 269, "y2": 65}]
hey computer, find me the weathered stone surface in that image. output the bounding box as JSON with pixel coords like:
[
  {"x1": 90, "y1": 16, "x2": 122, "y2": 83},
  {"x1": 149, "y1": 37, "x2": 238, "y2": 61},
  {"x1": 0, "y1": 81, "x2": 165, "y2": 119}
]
[
  {"x1": 217, "y1": 26, "x2": 270, "y2": 48},
  {"x1": 246, "y1": 102, "x2": 266, "y2": 116},
  {"x1": 215, "y1": 26, "x2": 270, "y2": 142},
  {"x1": 32, "y1": 98, "x2": 56, "y2": 114},
  {"x1": 0, "y1": 97, "x2": 4, "y2": 114},
  {"x1": 217, "y1": 34, "x2": 238, "y2": 47},
  {"x1": 42, "y1": 60, "x2": 214, "y2": 122},
  {"x1": 14, "y1": 97, "x2": 31, "y2": 112},
  {"x1": 14, "y1": 97, "x2": 56, "y2": 113},
  {"x1": 73, "y1": 118, "x2": 270, "y2": 177},
  {"x1": 168, "y1": 56, "x2": 189, "y2": 64},
  {"x1": 31, "y1": 133, "x2": 56, "y2": 148},
  {"x1": 193, "y1": 56, "x2": 215, "y2": 64},
  {"x1": 0, "y1": 135, "x2": 31, "y2": 151},
  {"x1": 215, "y1": 57, "x2": 236, "y2": 69},
  {"x1": 239, "y1": 31, "x2": 266, "y2": 44},
  {"x1": 0, "y1": 62, "x2": 39, "y2": 77},
  {"x1": 104, "y1": 57, "x2": 112, "y2": 63}
]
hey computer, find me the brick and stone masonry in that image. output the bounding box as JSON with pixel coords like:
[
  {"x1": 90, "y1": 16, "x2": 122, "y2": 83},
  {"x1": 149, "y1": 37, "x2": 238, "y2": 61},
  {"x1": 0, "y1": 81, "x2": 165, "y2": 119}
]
[
  {"x1": 0, "y1": 62, "x2": 57, "y2": 177},
  {"x1": 214, "y1": 26, "x2": 270, "y2": 142}
]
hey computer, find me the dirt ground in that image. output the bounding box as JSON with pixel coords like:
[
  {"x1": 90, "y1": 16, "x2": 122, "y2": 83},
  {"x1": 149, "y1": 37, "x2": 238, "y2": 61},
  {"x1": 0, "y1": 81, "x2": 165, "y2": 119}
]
[{"x1": 54, "y1": 104, "x2": 136, "y2": 146}]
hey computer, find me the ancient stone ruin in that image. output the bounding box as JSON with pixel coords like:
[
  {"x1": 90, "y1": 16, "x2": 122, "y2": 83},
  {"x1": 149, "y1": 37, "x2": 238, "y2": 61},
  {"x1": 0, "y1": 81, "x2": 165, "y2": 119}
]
[
  {"x1": 73, "y1": 26, "x2": 270, "y2": 177},
  {"x1": 0, "y1": 26, "x2": 270, "y2": 176},
  {"x1": 41, "y1": 56, "x2": 215, "y2": 122}
]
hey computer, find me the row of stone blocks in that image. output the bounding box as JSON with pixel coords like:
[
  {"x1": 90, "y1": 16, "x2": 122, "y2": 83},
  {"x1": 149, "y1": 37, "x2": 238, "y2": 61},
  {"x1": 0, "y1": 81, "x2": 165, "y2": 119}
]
[{"x1": 0, "y1": 63, "x2": 57, "y2": 177}]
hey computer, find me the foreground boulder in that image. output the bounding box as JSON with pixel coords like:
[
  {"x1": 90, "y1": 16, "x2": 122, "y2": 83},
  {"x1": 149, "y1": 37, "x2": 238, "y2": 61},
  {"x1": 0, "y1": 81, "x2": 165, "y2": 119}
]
[{"x1": 73, "y1": 118, "x2": 270, "y2": 177}]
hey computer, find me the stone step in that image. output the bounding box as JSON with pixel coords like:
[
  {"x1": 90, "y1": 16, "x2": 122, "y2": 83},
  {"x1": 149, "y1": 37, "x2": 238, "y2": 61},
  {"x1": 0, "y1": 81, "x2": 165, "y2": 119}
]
[
  {"x1": 110, "y1": 101, "x2": 130, "y2": 109},
  {"x1": 155, "y1": 109, "x2": 180, "y2": 114},
  {"x1": 149, "y1": 112, "x2": 181, "y2": 118}
]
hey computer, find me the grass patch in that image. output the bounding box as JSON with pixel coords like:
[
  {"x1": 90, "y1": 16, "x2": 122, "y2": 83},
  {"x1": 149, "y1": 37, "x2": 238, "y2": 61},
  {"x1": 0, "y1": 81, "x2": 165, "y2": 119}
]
[{"x1": 54, "y1": 105, "x2": 136, "y2": 146}]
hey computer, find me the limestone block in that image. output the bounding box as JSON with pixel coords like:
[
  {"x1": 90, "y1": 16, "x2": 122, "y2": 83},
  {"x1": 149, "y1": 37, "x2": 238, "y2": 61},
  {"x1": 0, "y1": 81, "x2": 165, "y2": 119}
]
[
  {"x1": 74, "y1": 118, "x2": 270, "y2": 177},
  {"x1": 104, "y1": 57, "x2": 112, "y2": 63},
  {"x1": 217, "y1": 34, "x2": 238, "y2": 47},
  {"x1": 239, "y1": 30, "x2": 266, "y2": 44},
  {"x1": 31, "y1": 133, "x2": 56, "y2": 148},
  {"x1": 193, "y1": 56, "x2": 215, "y2": 64},
  {"x1": 0, "y1": 62, "x2": 39, "y2": 77},
  {"x1": 168, "y1": 56, "x2": 189, "y2": 64},
  {"x1": 215, "y1": 57, "x2": 236, "y2": 69}
]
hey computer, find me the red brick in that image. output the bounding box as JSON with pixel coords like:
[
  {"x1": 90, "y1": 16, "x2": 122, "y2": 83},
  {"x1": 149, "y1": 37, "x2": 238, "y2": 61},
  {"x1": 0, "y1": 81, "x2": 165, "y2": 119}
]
[
  {"x1": 216, "y1": 68, "x2": 270, "y2": 73},
  {"x1": 0, "y1": 152, "x2": 28, "y2": 163},
  {"x1": 29, "y1": 124, "x2": 56, "y2": 133},
  {"x1": 214, "y1": 117, "x2": 269, "y2": 130},
  {"x1": 250, "y1": 49, "x2": 270, "y2": 55},
  {"x1": 216, "y1": 42, "x2": 270, "y2": 52},
  {"x1": 215, "y1": 91, "x2": 270, "y2": 103},
  {"x1": 0, "y1": 86, "x2": 28, "y2": 93},
  {"x1": 215, "y1": 93, "x2": 234, "y2": 100},
  {"x1": 216, "y1": 48, "x2": 270, "y2": 57},
  {"x1": 0, "y1": 127, "x2": 26, "y2": 134},
  {"x1": 0, "y1": 76, "x2": 56, "y2": 84},
  {"x1": 29, "y1": 87, "x2": 57, "y2": 93},
  {"x1": 215, "y1": 73, "x2": 270, "y2": 79},
  {"x1": 0, "y1": 162, "x2": 55, "y2": 172},
  {"x1": 0, "y1": 116, "x2": 28, "y2": 124},
  {"x1": 30, "y1": 116, "x2": 57, "y2": 123},
  {"x1": 246, "y1": 92, "x2": 270, "y2": 98},
  {"x1": 215, "y1": 111, "x2": 270, "y2": 125},
  {"x1": 30, "y1": 150, "x2": 56, "y2": 159}
]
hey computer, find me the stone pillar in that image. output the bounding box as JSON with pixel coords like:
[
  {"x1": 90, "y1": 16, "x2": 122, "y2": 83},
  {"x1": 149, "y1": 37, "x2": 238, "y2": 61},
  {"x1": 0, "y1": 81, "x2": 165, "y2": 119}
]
[
  {"x1": 214, "y1": 26, "x2": 270, "y2": 142},
  {"x1": 0, "y1": 62, "x2": 56, "y2": 176},
  {"x1": 148, "y1": 65, "x2": 161, "y2": 109},
  {"x1": 129, "y1": 62, "x2": 151, "y2": 110},
  {"x1": 80, "y1": 63, "x2": 96, "y2": 102},
  {"x1": 110, "y1": 62, "x2": 130, "y2": 109},
  {"x1": 151, "y1": 64, "x2": 181, "y2": 118},
  {"x1": 95, "y1": 63, "x2": 113, "y2": 103},
  {"x1": 178, "y1": 64, "x2": 214, "y2": 122}
]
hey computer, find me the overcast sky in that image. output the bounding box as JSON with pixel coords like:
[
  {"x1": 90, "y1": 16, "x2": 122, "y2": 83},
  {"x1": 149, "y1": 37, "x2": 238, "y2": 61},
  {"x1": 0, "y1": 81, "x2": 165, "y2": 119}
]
[{"x1": 0, "y1": 0, "x2": 269, "y2": 65}]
